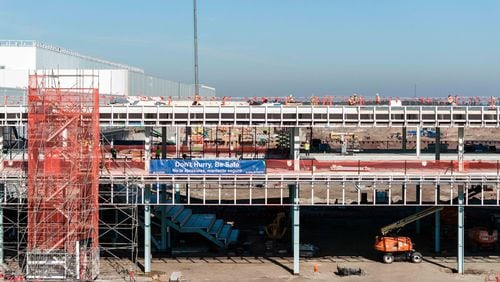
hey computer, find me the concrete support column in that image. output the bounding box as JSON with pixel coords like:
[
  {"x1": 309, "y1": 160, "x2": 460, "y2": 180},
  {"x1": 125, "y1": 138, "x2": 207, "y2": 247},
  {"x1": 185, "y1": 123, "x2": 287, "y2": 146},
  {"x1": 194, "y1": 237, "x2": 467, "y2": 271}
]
[
  {"x1": 402, "y1": 127, "x2": 407, "y2": 151},
  {"x1": 289, "y1": 184, "x2": 300, "y2": 275},
  {"x1": 161, "y1": 127, "x2": 167, "y2": 159},
  {"x1": 458, "y1": 127, "x2": 464, "y2": 172},
  {"x1": 145, "y1": 128, "x2": 151, "y2": 173},
  {"x1": 435, "y1": 127, "x2": 440, "y2": 160},
  {"x1": 144, "y1": 184, "x2": 152, "y2": 273},
  {"x1": 435, "y1": 185, "x2": 441, "y2": 253},
  {"x1": 290, "y1": 128, "x2": 300, "y2": 172},
  {"x1": 416, "y1": 126, "x2": 421, "y2": 158},
  {"x1": 457, "y1": 185, "x2": 465, "y2": 274}
]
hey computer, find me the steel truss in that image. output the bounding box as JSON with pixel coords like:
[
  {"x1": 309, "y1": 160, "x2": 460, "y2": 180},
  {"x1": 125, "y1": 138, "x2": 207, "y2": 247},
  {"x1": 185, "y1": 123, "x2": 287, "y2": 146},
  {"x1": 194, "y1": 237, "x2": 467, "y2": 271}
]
[
  {"x1": 1, "y1": 174, "x2": 499, "y2": 207},
  {"x1": 0, "y1": 105, "x2": 499, "y2": 128}
]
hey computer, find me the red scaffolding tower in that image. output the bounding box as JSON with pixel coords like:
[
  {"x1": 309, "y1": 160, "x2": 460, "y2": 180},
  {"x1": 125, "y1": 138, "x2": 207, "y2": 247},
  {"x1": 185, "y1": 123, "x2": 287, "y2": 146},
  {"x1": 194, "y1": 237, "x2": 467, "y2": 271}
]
[{"x1": 27, "y1": 74, "x2": 100, "y2": 280}]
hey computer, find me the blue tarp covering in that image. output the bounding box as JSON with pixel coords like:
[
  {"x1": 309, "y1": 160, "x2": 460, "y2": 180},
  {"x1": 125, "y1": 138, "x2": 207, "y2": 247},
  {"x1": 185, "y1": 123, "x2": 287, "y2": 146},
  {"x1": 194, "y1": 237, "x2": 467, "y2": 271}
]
[{"x1": 150, "y1": 159, "x2": 266, "y2": 175}]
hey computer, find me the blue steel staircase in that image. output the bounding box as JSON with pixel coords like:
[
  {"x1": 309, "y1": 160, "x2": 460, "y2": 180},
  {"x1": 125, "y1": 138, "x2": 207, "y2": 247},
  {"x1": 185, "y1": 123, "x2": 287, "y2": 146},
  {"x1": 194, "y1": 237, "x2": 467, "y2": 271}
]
[{"x1": 154, "y1": 205, "x2": 239, "y2": 249}]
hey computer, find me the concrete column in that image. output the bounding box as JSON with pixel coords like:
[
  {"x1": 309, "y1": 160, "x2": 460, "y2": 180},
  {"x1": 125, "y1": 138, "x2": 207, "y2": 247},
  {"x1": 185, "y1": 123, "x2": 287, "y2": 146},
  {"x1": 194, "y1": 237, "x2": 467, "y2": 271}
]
[
  {"x1": 161, "y1": 127, "x2": 167, "y2": 159},
  {"x1": 402, "y1": 127, "x2": 407, "y2": 151},
  {"x1": 457, "y1": 185, "x2": 465, "y2": 274},
  {"x1": 458, "y1": 127, "x2": 464, "y2": 172},
  {"x1": 290, "y1": 128, "x2": 300, "y2": 172},
  {"x1": 416, "y1": 126, "x2": 421, "y2": 158},
  {"x1": 435, "y1": 185, "x2": 441, "y2": 253},
  {"x1": 289, "y1": 184, "x2": 300, "y2": 275},
  {"x1": 145, "y1": 128, "x2": 151, "y2": 173},
  {"x1": 435, "y1": 127, "x2": 440, "y2": 160},
  {"x1": 144, "y1": 184, "x2": 151, "y2": 273}
]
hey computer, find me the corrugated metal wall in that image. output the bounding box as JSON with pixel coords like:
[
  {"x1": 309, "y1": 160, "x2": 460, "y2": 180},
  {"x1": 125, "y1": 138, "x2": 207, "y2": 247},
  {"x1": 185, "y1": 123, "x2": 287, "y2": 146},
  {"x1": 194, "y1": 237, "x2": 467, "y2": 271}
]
[
  {"x1": 34, "y1": 43, "x2": 215, "y2": 98},
  {"x1": 128, "y1": 71, "x2": 215, "y2": 98}
]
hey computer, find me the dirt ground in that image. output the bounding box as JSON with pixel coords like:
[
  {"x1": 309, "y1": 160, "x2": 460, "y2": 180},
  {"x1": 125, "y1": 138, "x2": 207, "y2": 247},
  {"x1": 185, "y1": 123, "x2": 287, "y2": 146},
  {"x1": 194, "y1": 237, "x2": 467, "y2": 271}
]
[
  {"x1": 98, "y1": 207, "x2": 500, "y2": 281},
  {"x1": 99, "y1": 257, "x2": 500, "y2": 282}
]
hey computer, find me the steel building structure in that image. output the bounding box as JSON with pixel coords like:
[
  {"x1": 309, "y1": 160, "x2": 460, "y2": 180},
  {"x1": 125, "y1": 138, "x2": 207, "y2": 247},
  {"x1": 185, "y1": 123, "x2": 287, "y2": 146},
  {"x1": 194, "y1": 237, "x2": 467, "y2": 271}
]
[
  {"x1": 0, "y1": 101, "x2": 498, "y2": 278},
  {"x1": 0, "y1": 40, "x2": 216, "y2": 98}
]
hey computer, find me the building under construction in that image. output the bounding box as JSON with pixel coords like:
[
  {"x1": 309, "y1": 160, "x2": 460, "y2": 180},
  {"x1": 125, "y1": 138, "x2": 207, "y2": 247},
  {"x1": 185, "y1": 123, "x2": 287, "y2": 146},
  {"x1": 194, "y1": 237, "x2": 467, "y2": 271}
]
[{"x1": 0, "y1": 42, "x2": 499, "y2": 280}]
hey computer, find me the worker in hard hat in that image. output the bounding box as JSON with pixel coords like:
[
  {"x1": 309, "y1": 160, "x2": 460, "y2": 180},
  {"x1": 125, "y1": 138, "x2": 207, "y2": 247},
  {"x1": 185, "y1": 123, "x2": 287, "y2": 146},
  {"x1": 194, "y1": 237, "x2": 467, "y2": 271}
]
[
  {"x1": 304, "y1": 140, "x2": 310, "y2": 157},
  {"x1": 446, "y1": 95, "x2": 455, "y2": 106},
  {"x1": 375, "y1": 93, "x2": 381, "y2": 105}
]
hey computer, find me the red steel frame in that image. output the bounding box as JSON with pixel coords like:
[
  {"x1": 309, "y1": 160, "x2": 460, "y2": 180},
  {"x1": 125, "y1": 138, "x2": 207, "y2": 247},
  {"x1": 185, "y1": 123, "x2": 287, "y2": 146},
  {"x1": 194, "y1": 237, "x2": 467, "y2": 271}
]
[{"x1": 27, "y1": 74, "x2": 100, "y2": 279}]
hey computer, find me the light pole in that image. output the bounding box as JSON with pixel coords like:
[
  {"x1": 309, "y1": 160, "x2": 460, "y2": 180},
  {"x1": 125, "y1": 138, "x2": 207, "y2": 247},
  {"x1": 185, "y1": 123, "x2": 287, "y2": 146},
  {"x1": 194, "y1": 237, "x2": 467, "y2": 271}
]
[{"x1": 193, "y1": 0, "x2": 200, "y2": 97}]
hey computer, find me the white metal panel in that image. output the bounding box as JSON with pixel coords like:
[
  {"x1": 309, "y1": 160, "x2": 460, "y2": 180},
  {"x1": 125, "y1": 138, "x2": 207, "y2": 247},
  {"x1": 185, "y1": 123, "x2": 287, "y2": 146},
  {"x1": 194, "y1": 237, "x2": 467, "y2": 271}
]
[{"x1": 0, "y1": 46, "x2": 36, "y2": 70}]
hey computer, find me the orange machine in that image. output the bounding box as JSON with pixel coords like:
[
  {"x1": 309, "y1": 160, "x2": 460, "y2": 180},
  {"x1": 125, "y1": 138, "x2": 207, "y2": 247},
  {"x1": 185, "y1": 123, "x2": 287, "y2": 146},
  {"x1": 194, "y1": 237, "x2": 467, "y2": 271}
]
[
  {"x1": 468, "y1": 227, "x2": 498, "y2": 251},
  {"x1": 374, "y1": 236, "x2": 422, "y2": 264},
  {"x1": 374, "y1": 207, "x2": 442, "y2": 263}
]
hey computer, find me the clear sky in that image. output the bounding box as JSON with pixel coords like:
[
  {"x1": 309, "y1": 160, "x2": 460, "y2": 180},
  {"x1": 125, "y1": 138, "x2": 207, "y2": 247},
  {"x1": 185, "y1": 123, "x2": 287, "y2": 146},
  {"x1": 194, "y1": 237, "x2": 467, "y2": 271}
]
[{"x1": 1, "y1": 0, "x2": 499, "y2": 98}]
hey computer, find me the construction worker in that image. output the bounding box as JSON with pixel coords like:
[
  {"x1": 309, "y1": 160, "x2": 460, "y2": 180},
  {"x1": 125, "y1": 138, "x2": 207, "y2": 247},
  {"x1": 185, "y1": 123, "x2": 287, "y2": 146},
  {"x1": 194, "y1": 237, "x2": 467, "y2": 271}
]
[
  {"x1": 348, "y1": 94, "x2": 358, "y2": 106},
  {"x1": 155, "y1": 146, "x2": 161, "y2": 160},
  {"x1": 110, "y1": 147, "x2": 117, "y2": 159},
  {"x1": 446, "y1": 95, "x2": 455, "y2": 106},
  {"x1": 491, "y1": 96, "x2": 496, "y2": 109},
  {"x1": 304, "y1": 140, "x2": 310, "y2": 157},
  {"x1": 375, "y1": 93, "x2": 381, "y2": 105},
  {"x1": 310, "y1": 96, "x2": 318, "y2": 106},
  {"x1": 192, "y1": 94, "x2": 201, "y2": 106}
]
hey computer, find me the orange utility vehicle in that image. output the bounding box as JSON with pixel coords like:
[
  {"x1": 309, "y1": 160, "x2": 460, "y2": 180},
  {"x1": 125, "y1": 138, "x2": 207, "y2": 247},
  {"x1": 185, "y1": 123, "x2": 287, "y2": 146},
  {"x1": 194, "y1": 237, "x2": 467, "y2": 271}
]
[
  {"x1": 468, "y1": 227, "x2": 498, "y2": 251},
  {"x1": 374, "y1": 207, "x2": 443, "y2": 263}
]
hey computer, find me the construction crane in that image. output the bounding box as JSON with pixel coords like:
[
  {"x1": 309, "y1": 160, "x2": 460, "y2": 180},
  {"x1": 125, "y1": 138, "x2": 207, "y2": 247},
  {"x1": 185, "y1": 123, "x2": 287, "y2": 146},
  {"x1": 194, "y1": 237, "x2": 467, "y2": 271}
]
[{"x1": 374, "y1": 207, "x2": 443, "y2": 264}]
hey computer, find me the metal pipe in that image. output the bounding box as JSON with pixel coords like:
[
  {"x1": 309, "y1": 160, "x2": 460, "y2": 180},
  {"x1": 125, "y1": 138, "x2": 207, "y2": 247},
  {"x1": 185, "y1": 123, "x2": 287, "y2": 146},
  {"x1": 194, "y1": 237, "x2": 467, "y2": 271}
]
[
  {"x1": 144, "y1": 185, "x2": 151, "y2": 273},
  {"x1": 457, "y1": 185, "x2": 465, "y2": 274}
]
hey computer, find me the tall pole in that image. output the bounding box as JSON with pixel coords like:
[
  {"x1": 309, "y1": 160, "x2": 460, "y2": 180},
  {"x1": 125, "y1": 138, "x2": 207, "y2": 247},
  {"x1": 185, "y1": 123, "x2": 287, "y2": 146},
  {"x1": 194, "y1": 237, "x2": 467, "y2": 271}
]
[{"x1": 193, "y1": 0, "x2": 200, "y2": 97}]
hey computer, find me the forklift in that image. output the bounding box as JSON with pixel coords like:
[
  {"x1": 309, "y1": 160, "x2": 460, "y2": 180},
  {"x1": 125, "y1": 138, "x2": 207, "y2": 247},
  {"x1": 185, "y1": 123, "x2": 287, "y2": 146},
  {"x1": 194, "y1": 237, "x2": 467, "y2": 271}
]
[{"x1": 374, "y1": 207, "x2": 443, "y2": 263}]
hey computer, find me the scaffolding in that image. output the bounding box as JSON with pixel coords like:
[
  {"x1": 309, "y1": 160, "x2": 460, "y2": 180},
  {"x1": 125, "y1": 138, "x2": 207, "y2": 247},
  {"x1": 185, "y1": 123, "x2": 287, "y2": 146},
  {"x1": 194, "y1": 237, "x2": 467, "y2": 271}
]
[{"x1": 26, "y1": 74, "x2": 100, "y2": 280}]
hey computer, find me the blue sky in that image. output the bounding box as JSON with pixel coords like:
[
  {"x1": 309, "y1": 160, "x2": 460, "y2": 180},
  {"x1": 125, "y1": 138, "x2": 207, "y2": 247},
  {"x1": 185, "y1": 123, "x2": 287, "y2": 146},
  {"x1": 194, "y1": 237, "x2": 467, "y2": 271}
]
[{"x1": 1, "y1": 0, "x2": 499, "y2": 98}]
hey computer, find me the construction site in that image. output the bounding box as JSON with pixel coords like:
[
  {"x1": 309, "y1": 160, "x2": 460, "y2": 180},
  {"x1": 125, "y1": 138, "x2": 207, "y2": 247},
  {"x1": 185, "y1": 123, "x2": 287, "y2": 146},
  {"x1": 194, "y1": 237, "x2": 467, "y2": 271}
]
[
  {"x1": 0, "y1": 67, "x2": 499, "y2": 281},
  {"x1": 0, "y1": 4, "x2": 499, "y2": 281}
]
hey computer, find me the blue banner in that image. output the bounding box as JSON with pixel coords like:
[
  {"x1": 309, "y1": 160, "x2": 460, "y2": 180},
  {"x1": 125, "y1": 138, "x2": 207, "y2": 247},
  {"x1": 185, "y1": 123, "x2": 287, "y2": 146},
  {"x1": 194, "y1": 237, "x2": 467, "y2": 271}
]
[{"x1": 150, "y1": 159, "x2": 266, "y2": 175}]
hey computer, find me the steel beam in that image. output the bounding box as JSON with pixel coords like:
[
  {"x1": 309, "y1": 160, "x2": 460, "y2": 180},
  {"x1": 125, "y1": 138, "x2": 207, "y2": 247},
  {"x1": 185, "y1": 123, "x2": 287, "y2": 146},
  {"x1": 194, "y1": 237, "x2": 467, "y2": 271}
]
[
  {"x1": 457, "y1": 185, "x2": 465, "y2": 274},
  {"x1": 144, "y1": 184, "x2": 151, "y2": 273},
  {"x1": 289, "y1": 184, "x2": 300, "y2": 274},
  {"x1": 290, "y1": 128, "x2": 300, "y2": 172},
  {"x1": 435, "y1": 185, "x2": 441, "y2": 253},
  {"x1": 458, "y1": 127, "x2": 464, "y2": 172},
  {"x1": 416, "y1": 184, "x2": 421, "y2": 234},
  {"x1": 435, "y1": 127, "x2": 440, "y2": 160},
  {"x1": 160, "y1": 183, "x2": 169, "y2": 251},
  {"x1": 145, "y1": 128, "x2": 151, "y2": 173},
  {"x1": 402, "y1": 127, "x2": 407, "y2": 151},
  {"x1": 416, "y1": 126, "x2": 421, "y2": 158},
  {"x1": 161, "y1": 127, "x2": 167, "y2": 159}
]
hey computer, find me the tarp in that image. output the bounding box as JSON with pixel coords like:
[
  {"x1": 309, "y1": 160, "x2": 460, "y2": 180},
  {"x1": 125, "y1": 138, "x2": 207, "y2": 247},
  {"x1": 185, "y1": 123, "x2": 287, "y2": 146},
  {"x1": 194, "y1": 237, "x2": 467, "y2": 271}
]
[{"x1": 150, "y1": 159, "x2": 266, "y2": 174}]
